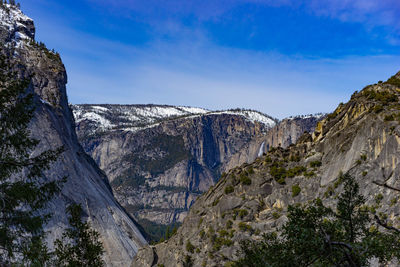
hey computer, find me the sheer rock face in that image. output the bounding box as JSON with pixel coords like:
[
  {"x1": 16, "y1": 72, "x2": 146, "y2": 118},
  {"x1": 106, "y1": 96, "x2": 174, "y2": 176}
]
[
  {"x1": 132, "y1": 76, "x2": 400, "y2": 267},
  {"x1": 73, "y1": 105, "x2": 319, "y2": 229},
  {"x1": 0, "y1": 5, "x2": 146, "y2": 266},
  {"x1": 222, "y1": 115, "x2": 322, "y2": 172},
  {"x1": 72, "y1": 106, "x2": 279, "y2": 225}
]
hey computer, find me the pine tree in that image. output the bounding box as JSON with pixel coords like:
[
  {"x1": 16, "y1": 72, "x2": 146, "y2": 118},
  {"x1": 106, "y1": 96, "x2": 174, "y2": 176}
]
[
  {"x1": 234, "y1": 174, "x2": 400, "y2": 267},
  {"x1": 0, "y1": 53, "x2": 64, "y2": 265},
  {"x1": 54, "y1": 204, "x2": 105, "y2": 267}
]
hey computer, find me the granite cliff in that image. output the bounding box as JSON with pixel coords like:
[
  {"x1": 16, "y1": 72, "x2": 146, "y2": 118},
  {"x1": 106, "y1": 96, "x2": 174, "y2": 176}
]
[
  {"x1": 0, "y1": 4, "x2": 146, "y2": 266},
  {"x1": 132, "y1": 72, "x2": 400, "y2": 266},
  {"x1": 72, "y1": 105, "x2": 320, "y2": 240}
]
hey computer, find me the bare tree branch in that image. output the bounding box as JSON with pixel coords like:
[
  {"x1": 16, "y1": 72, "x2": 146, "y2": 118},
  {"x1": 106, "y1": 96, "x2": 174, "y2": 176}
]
[
  {"x1": 375, "y1": 214, "x2": 400, "y2": 233},
  {"x1": 372, "y1": 180, "x2": 400, "y2": 192}
]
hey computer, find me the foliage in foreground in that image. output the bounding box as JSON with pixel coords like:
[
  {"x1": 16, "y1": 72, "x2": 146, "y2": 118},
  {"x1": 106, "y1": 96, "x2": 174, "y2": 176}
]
[
  {"x1": 0, "y1": 53, "x2": 64, "y2": 265},
  {"x1": 0, "y1": 52, "x2": 104, "y2": 266},
  {"x1": 54, "y1": 204, "x2": 105, "y2": 267},
  {"x1": 234, "y1": 174, "x2": 400, "y2": 267}
]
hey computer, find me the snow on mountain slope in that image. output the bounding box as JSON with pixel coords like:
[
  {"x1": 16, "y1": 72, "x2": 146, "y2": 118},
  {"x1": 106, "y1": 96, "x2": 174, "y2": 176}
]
[
  {"x1": 0, "y1": 3, "x2": 34, "y2": 48},
  {"x1": 209, "y1": 109, "x2": 276, "y2": 128},
  {"x1": 71, "y1": 104, "x2": 277, "y2": 134}
]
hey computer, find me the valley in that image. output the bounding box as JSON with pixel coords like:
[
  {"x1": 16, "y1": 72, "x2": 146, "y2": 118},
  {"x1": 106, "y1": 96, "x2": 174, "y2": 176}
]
[{"x1": 72, "y1": 104, "x2": 321, "y2": 241}]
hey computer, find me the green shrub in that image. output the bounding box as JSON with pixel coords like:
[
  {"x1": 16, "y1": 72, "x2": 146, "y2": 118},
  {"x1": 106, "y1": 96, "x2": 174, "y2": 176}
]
[
  {"x1": 240, "y1": 173, "x2": 252, "y2": 185},
  {"x1": 219, "y1": 229, "x2": 229, "y2": 237},
  {"x1": 362, "y1": 171, "x2": 368, "y2": 177},
  {"x1": 364, "y1": 89, "x2": 398, "y2": 104},
  {"x1": 247, "y1": 166, "x2": 255, "y2": 174},
  {"x1": 213, "y1": 237, "x2": 233, "y2": 251},
  {"x1": 277, "y1": 178, "x2": 286, "y2": 184},
  {"x1": 212, "y1": 198, "x2": 220, "y2": 206},
  {"x1": 385, "y1": 114, "x2": 395, "y2": 121},
  {"x1": 309, "y1": 161, "x2": 322, "y2": 168},
  {"x1": 326, "y1": 110, "x2": 338, "y2": 121},
  {"x1": 186, "y1": 240, "x2": 195, "y2": 253},
  {"x1": 233, "y1": 175, "x2": 400, "y2": 267},
  {"x1": 199, "y1": 229, "x2": 205, "y2": 239},
  {"x1": 233, "y1": 209, "x2": 249, "y2": 220},
  {"x1": 287, "y1": 166, "x2": 307, "y2": 178},
  {"x1": 238, "y1": 209, "x2": 249, "y2": 219},
  {"x1": 238, "y1": 222, "x2": 253, "y2": 232},
  {"x1": 229, "y1": 229, "x2": 235, "y2": 238},
  {"x1": 373, "y1": 104, "x2": 384, "y2": 113},
  {"x1": 292, "y1": 184, "x2": 301, "y2": 197},
  {"x1": 184, "y1": 255, "x2": 193, "y2": 266},
  {"x1": 289, "y1": 155, "x2": 301, "y2": 162},
  {"x1": 360, "y1": 154, "x2": 367, "y2": 161},
  {"x1": 304, "y1": 171, "x2": 316, "y2": 178},
  {"x1": 225, "y1": 185, "x2": 234, "y2": 194},
  {"x1": 386, "y1": 75, "x2": 400, "y2": 87},
  {"x1": 374, "y1": 193, "x2": 383, "y2": 204},
  {"x1": 272, "y1": 212, "x2": 281, "y2": 219},
  {"x1": 226, "y1": 220, "x2": 233, "y2": 229},
  {"x1": 324, "y1": 186, "x2": 335, "y2": 198},
  {"x1": 270, "y1": 166, "x2": 287, "y2": 180}
]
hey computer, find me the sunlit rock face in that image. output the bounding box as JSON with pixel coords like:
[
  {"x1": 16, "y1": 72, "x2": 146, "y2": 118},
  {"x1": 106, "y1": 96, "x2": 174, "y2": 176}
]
[
  {"x1": 72, "y1": 103, "x2": 319, "y2": 240},
  {"x1": 132, "y1": 74, "x2": 400, "y2": 267}
]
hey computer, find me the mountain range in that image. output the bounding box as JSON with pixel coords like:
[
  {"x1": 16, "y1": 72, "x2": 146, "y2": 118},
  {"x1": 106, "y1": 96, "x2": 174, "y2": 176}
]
[
  {"x1": 3, "y1": 3, "x2": 400, "y2": 267},
  {"x1": 71, "y1": 104, "x2": 321, "y2": 241}
]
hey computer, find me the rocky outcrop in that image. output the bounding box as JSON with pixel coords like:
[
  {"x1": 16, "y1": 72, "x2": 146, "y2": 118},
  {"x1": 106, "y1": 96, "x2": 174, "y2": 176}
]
[
  {"x1": 0, "y1": 4, "x2": 146, "y2": 266},
  {"x1": 222, "y1": 115, "x2": 323, "y2": 171},
  {"x1": 132, "y1": 72, "x2": 400, "y2": 266}
]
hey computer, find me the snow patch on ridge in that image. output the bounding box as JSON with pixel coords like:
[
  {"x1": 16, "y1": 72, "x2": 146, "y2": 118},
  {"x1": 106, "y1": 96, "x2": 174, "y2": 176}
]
[
  {"x1": 285, "y1": 113, "x2": 326, "y2": 120},
  {"x1": 209, "y1": 110, "x2": 276, "y2": 128},
  {"x1": 0, "y1": 4, "x2": 34, "y2": 49},
  {"x1": 71, "y1": 105, "x2": 277, "y2": 135}
]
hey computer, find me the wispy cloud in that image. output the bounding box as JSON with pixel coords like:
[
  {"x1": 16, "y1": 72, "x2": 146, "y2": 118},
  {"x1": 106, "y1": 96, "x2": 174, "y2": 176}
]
[
  {"x1": 88, "y1": 0, "x2": 400, "y2": 30},
  {"x1": 61, "y1": 29, "x2": 400, "y2": 118},
  {"x1": 20, "y1": 0, "x2": 400, "y2": 119},
  {"x1": 307, "y1": 0, "x2": 400, "y2": 30}
]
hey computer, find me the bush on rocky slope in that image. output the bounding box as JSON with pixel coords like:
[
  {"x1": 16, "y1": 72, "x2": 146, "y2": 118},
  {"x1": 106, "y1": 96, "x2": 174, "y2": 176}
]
[{"x1": 234, "y1": 174, "x2": 400, "y2": 267}]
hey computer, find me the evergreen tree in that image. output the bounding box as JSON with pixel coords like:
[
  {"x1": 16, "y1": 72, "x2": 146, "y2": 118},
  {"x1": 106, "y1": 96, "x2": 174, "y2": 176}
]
[
  {"x1": 234, "y1": 174, "x2": 400, "y2": 267},
  {"x1": 0, "y1": 53, "x2": 64, "y2": 265},
  {"x1": 54, "y1": 203, "x2": 104, "y2": 267}
]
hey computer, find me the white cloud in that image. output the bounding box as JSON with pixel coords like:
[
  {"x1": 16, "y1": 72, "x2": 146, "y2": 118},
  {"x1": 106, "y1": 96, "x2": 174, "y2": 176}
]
[
  {"x1": 25, "y1": 0, "x2": 400, "y2": 119},
  {"x1": 63, "y1": 33, "x2": 400, "y2": 118}
]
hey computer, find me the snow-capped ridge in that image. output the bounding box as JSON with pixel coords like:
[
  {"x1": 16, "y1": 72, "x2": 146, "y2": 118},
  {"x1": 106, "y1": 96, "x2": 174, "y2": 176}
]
[
  {"x1": 285, "y1": 112, "x2": 326, "y2": 121},
  {"x1": 0, "y1": 3, "x2": 34, "y2": 49},
  {"x1": 207, "y1": 109, "x2": 277, "y2": 128},
  {"x1": 71, "y1": 104, "x2": 277, "y2": 135}
]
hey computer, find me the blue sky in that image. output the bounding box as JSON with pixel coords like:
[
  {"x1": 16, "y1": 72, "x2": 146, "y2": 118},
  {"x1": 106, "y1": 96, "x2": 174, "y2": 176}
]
[{"x1": 19, "y1": 0, "x2": 400, "y2": 118}]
